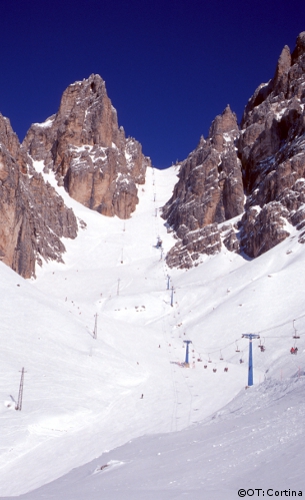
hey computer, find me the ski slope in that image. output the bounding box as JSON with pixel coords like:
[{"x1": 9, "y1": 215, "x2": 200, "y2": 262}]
[{"x1": 1, "y1": 165, "x2": 305, "y2": 498}]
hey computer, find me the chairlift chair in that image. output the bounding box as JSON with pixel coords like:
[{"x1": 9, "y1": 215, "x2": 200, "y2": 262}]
[
  {"x1": 220, "y1": 351, "x2": 224, "y2": 361},
  {"x1": 235, "y1": 342, "x2": 240, "y2": 353},
  {"x1": 292, "y1": 320, "x2": 300, "y2": 339},
  {"x1": 258, "y1": 337, "x2": 266, "y2": 352}
]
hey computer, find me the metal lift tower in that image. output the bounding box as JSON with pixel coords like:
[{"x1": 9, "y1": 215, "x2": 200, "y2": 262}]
[
  {"x1": 16, "y1": 367, "x2": 26, "y2": 411},
  {"x1": 170, "y1": 286, "x2": 174, "y2": 307},
  {"x1": 242, "y1": 334, "x2": 260, "y2": 386},
  {"x1": 167, "y1": 275, "x2": 170, "y2": 290},
  {"x1": 93, "y1": 313, "x2": 98, "y2": 339},
  {"x1": 183, "y1": 340, "x2": 192, "y2": 367}
]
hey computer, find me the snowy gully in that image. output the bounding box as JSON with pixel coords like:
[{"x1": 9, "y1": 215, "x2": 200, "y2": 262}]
[{"x1": 238, "y1": 489, "x2": 303, "y2": 497}]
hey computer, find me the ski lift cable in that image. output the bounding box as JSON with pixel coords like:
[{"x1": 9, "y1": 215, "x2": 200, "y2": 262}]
[
  {"x1": 165, "y1": 271, "x2": 196, "y2": 427},
  {"x1": 155, "y1": 214, "x2": 193, "y2": 430},
  {"x1": 191, "y1": 339, "x2": 238, "y2": 355},
  {"x1": 253, "y1": 313, "x2": 305, "y2": 335},
  {"x1": 190, "y1": 315, "x2": 305, "y2": 356},
  {"x1": 150, "y1": 172, "x2": 180, "y2": 431},
  {"x1": 160, "y1": 292, "x2": 180, "y2": 431}
]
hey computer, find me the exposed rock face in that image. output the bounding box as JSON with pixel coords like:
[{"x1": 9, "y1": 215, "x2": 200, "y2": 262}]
[
  {"x1": 23, "y1": 74, "x2": 150, "y2": 219},
  {"x1": 163, "y1": 106, "x2": 244, "y2": 267},
  {"x1": 164, "y1": 32, "x2": 305, "y2": 268},
  {"x1": 238, "y1": 31, "x2": 305, "y2": 255},
  {"x1": 0, "y1": 114, "x2": 77, "y2": 278}
]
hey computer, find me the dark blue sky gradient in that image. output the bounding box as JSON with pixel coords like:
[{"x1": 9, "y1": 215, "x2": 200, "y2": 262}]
[{"x1": 0, "y1": 0, "x2": 304, "y2": 168}]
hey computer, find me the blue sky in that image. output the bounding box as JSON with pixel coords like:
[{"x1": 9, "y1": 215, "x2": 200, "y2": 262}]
[{"x1": 1, "y1": 0, "x2": 304, "y2": 168}]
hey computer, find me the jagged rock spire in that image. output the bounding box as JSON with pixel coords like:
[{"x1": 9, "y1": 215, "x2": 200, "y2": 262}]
[{"x1": 23, "y1": 74, "x2": 151, "y2": 219}]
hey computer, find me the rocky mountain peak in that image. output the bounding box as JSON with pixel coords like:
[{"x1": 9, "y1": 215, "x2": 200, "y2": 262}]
[
  {"x1": 23, "y1": 74, "x2": 150, "y2": 219},
  {"x1": 291, "y1": 31, "x2": 305, "y2": 62},
  {"x1": 272, "y1": 45, "x2": 291, "y2": 91},
  {"x1": 163, "y1": 31, "x2": 305, "y2": 268},
  {"x1": 0, "y1": 113, "x2": 78, "y2": 278},
  {"x1": 0, "y1": 73, "x2": 152, "y2": 278},
  {"x1": 0, "y1": 114, "x2": 20, "y2": 158},
  {"x1": 163, "y1": 105, "x2": 243, "y2": 268},
  {"x1": 209, "y1": 105, "x2": 239, "y2": 153},
  {"x1": 55, "y1": 74, "x2": 120, "y2": 149}
]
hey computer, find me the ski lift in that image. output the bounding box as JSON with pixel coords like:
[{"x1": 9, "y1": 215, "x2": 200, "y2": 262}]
[
  {"x1": 204, "y1": 364, "x2": 208, "y2": 369},
  {"x1": 239, "y1": 352, "x2": 244, "y2": 363},
  {"x1": 258, "y1": 337, "x2": 266, "y2": 352},
  {"x1": 224, "y1": 367, "x2": 228, "y2": 372},
  {"x1": 197, "y1": 354, "x2": 202, "y2": 362},
  {"x1": 220, "y1": 350, "x2": 224, "y2": 361},
  {"x1": 292, "y1": 320, "x2": 300, "y2": 339},
  {"x1": 235, "y1": 342, "x2": 240, "y2": 353},
  {"x1": 213, "y1": 367, "x2": 217, "y2": 373},
  {"x1": 290, "y1": 346, "x2": 298, "y2": 355},
  {"x1": 208, "y1": 355, "x2": 212, "y2": 363}
]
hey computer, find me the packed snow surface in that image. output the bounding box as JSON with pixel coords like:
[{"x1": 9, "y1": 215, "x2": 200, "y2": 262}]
[{"x1": 0, "y1": 165, "x2": 305, "y2": 499}]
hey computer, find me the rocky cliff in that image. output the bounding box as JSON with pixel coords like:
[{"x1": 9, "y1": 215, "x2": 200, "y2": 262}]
[
  {"x1": 0, "y1": 74, "x2": 151, "y2": 278},
  {"x1": 238, "y1": 31, "x2": 305, "y2": 257},
  {"x1": 163, "y1": 106, "x2": 244, "y2": 267},
  {"x1": 0, "y1": 114, "x2": 78, "y2": 278},
  {"x1": 23, "y1": 74, "x2": 151, "y2": 219},
  {"x1": 163, "y1": 32, "x2": 305, "y2": 268}
]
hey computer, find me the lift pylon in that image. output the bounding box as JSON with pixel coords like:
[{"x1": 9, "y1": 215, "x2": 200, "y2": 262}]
[
  {"x1": 93, "y1": 313, "x2": 98, "y2": 339},
  {"x1": 16, "y1": 367, "x2": 26, "y2": 411},
  {"x1": 183, "y1": 340, "x2": 192, "y2": 367},
  {"x1": 242, "y1": 334, "x2": 260, "y2": 386}
]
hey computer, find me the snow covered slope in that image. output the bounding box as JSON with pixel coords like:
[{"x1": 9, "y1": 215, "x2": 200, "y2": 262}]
[
  {"x1": 5, "y1": 378, "x2": 305, "y2": 500},
  {"x1": 1, "y1": 165, "x2": 305, "y2": 498}
]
